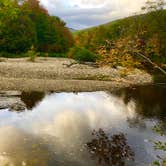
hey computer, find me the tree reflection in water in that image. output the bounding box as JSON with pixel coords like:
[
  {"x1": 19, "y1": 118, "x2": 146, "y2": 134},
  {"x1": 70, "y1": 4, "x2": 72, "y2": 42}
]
[
  {"x1": 21, "y1": 91, "x2": 45, "y2": 110},
  {"x1": 112, "y1": 85, "x2": 166, "y2": 120},
  {"x1": 86, "y1": 129, "x2": 134, "y2": 166}
]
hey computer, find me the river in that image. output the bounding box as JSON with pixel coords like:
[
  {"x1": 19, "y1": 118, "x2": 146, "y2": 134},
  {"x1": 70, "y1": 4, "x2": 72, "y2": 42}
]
[{"x1": 0, "y1": 85, "x2": 165, "y2": 166}]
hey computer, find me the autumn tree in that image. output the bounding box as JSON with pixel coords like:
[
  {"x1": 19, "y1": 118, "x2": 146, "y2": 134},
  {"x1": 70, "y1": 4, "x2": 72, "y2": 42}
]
[
  {"x1": 22, "y1": 0, "x2": 74, "y2": 53},
  {"x1": 0, "y1": 0, "x2": 74, "y2": 55},
  {"x1": 141, "y1": 0, "x2": 166, "y2": 58},
  {"x1": 0, "y1": 0, "x2": 36, "y2": 53}
]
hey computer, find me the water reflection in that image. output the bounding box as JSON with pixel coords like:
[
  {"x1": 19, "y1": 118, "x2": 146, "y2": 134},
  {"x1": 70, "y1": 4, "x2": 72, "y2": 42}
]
[
  {"x1": 0, "y1": 126, "x2": 55, "y2": 165},
  {"x1": 86, "y1": 129, "x2": 134, "y2": 166},
  {"x1": 112, "y1": 85, "x2": 166, "y2": 120},
  {"x1": 0, "y1": 87, "x2": 165, "y2": 166},
  {"x1": 127, "y1": 115, "x2": 147, "y2": 130},
  {"x1": 0, "y1": 91, "x2": 45, "y2": 112},
  {"x1": 21, "y1": 91, "x2": 45, "y2": 110}
]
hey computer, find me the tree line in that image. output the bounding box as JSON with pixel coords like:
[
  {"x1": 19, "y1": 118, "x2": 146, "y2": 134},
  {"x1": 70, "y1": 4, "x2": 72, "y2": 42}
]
[{"x1": 0, "y1": 0, "x2": 74, "y2": 55}]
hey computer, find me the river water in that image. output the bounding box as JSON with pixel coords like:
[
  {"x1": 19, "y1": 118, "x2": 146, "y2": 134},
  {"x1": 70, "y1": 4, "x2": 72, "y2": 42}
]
[{"x1": 0, "y1": 85, "x2": 165, "y2": 166}]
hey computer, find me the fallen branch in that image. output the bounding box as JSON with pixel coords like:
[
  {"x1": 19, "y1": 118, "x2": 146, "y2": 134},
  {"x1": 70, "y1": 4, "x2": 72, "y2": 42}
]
[{"x1": 135, "y1": 51, "x2": 166, "y2": 76}]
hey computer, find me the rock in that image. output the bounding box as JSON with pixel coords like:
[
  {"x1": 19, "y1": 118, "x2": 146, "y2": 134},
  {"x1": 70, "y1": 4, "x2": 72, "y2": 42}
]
[
  {"x1": 126, "y1": 69, "x2": 153, "y2": 84},
  {"x1": 0, "y1": 97, "x2": 20, "y2": 109},
  {"x1": 0, "y1": 105, "x2": 7, "y2": 109},
  {"x1": 9, "y1": 102, "x2": 26, "y2": 112},
  {"x1": 0, "y1": 93, "x2": 26, "y2": 112}
]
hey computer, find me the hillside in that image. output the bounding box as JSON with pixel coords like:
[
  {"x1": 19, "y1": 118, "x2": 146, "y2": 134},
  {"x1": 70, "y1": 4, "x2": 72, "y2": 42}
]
[
  {"x1": 75, "y1": 10, "x2": 166, "y2": 50},
  {"x1": 69, "y1": 28, "x2": 77, "y2": 32},
  {"x1": 74, "y1": 9, "x2": 166, "y2": 68}
]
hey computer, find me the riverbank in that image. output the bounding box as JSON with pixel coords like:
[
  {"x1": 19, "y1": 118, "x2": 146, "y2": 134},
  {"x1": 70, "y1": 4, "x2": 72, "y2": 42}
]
[{"x1": 0, "y1": 57, "x2": 153, "y2": 92}]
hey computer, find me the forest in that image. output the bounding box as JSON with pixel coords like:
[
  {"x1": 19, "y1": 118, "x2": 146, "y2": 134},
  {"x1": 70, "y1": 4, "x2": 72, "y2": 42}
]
[
  {"x1": 0, "y1": 0, "x2": 166, "y2": 71},
  {"x1": 0, "y1": 0, "x2": 74, "y2": 56},
  {"x1": 73, "y1": 0, "x2": 166, "y2": 70}
]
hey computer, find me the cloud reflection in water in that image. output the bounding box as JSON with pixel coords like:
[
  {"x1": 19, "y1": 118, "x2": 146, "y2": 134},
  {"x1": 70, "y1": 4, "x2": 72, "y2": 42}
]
[{"x1": 0, "y1": 91, "x2": 164, "y2": 165}]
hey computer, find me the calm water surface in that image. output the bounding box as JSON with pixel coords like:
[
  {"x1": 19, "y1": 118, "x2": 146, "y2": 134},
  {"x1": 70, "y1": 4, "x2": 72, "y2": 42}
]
[{"x1": 0, "y1": 85, "x2": 165, "y2": 166}]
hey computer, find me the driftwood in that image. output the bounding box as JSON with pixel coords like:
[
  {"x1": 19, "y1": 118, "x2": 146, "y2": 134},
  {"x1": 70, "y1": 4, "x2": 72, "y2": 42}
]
[
  {"x1": 63, "y1": 61, "x2": 98, "y2": 68},
  {"x1": 135, "y1": 51, "x2": 166, "y2": 76},
  {"x1": 63, "y1": 62, "x2": 77, "y2": 68}
]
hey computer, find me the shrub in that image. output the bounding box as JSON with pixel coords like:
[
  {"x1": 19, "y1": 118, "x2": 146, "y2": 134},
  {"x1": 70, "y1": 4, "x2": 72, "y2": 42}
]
[
  {"x1": 39, "y1": 52, "x2": 67, "y2": 58},
  {"x1": 27, "y1": 46, "x2": 38, "y2": 62},
  {"x1": 68, "y1": 46, "x2": 97, "y2": 62},
  {"x1": 47, "y1": 53, "x2": 66, "y2": 58}
]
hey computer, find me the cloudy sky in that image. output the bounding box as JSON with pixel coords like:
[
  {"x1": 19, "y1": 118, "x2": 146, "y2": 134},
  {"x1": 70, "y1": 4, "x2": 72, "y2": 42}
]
[{"x1": 39, "y1": 0, "x2": 146, "y2": 30}]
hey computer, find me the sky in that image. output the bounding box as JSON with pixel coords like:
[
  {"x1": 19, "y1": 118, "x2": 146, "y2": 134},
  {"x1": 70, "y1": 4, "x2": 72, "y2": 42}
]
[{"x1": 39, "y1": 0, "x2": 147, "y2": 30}]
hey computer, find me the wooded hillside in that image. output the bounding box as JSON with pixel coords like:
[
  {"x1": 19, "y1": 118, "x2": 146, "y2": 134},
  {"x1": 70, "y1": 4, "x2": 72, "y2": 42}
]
[{"x1": 74, "y1": 0, "x2": 166, "y2": 68}]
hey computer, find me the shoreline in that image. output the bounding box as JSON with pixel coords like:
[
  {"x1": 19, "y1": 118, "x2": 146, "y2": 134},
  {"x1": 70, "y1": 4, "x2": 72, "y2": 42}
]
[
  {"x1": 0, "y1": 77, "x2": 152, "y2": 92},
  {"x1": 0, "y1": 57, "x2": 153, "y2": 92}
]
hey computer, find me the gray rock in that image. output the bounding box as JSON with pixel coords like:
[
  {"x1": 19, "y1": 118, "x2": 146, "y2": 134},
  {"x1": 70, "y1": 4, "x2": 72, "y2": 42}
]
[
  {"x1": 9, "y1": 102, "x2": 26, "y2": 112},
  {"x1": 0, "y1": 94, "x2": 26, "y2": 112}
]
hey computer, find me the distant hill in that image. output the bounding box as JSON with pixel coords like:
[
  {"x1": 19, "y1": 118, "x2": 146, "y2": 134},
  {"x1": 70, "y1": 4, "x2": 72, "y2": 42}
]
[
  {"x1": 73, "y1": 9, "x2": 166, "y2": 67},
  {"x1": 69, "y1": 28, "x2": 77, "y2": 32},
  {"x1": 75, "y1": 10, "x2": 166, "y2": 53}
]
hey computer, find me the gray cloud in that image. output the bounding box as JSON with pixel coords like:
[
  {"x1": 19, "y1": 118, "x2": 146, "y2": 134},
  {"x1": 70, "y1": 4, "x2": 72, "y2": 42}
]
[{"x1": 39, "y1": 0, "x2": 146, "y2": 29}]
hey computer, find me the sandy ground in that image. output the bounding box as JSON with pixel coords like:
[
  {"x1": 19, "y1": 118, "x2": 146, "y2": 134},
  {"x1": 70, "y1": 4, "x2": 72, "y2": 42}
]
[{"x1": 0, "y1": 57, "x2": 153, "y2": 92}]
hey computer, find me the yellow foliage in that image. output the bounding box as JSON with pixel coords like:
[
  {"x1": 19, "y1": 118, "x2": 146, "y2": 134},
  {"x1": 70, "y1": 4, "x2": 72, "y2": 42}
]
[{"x1": 97, "y1": 38, "x2": 141, "y2": 68}]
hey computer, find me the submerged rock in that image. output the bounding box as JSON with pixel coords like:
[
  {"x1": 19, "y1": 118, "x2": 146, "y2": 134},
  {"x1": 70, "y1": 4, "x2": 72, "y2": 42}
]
[
  {"x1": 9, "y1": 102, "x2": 26, "y2": 112},
  {"x1": 0, "y1": 92, "x2": 26, "y2": 112},
  {"x1": 0, "y1": 97, "x2": 20, "y2": 109}
]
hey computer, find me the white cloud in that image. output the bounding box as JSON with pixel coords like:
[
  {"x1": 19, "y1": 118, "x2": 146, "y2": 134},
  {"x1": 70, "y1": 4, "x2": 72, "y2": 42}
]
[{"x1": 39, "y1": 0, "x2": 146, "y2": 29}]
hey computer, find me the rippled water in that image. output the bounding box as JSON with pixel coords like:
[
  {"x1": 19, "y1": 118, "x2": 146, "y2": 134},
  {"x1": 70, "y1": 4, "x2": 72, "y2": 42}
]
[{"x1": 0, "y1": 85, "x2": 165, "y2": 166}]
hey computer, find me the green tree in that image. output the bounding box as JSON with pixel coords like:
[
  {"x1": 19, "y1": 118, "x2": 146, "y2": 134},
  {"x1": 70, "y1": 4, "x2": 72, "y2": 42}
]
[
  {"x1": 0, "y1": 0, "x2": 73, "y2": 55},
  {"x1": 22, "y1": 0, "x2": 74, "y2": 53},
  {"x1": 0, "y1": 0, "x2": 36, "y2": 53},
  {"x1": 141, "y1": 0, "x2": 166, "y2": 58}
]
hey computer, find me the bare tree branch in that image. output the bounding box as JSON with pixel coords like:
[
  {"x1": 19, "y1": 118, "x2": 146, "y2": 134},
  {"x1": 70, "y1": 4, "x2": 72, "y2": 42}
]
[{"x1": 135, "y1": 51, "x2": 166, "y2": 75}]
